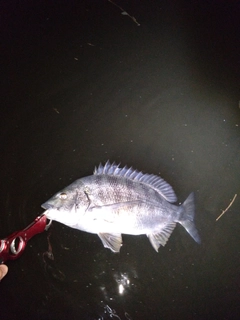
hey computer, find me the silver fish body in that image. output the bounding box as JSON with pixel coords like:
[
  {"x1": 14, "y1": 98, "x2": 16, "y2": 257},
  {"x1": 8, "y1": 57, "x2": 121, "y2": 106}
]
[{"x1": 42, "y1": 162, "x2": 200, "y2": 252}]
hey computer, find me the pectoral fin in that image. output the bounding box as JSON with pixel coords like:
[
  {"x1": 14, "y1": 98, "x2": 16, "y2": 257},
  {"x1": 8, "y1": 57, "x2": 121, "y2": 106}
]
[
  {"x1": 147, "y1": 223, "x2": 176, "y2": 252},
  {"x1": 98, "y1": 233, "x2": 122, "y2": 253}
]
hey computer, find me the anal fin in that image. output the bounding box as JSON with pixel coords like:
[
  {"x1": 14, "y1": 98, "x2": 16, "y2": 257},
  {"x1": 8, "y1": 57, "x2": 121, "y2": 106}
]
[
  {"x1": 98, "y1": 233, "x2": 122, "y2": 253},
  {"x1": 147, "y1": 223, "x2": 176, "y2": 252}
]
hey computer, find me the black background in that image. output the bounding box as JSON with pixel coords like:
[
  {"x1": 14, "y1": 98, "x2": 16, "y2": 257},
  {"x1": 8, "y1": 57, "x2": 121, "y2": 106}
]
[{"x1": 0, "y1": 1, "x2": 240, "y2": 319}]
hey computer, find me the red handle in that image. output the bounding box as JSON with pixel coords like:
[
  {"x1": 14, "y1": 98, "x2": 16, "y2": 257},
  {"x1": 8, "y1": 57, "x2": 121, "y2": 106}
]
[{"x1": 0, "y1": 214, "x2": 48, "y2": 263}]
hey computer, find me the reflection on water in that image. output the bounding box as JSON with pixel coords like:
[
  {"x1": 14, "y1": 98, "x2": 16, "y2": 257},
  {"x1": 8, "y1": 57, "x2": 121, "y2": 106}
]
[
  {"x1": 98, "y1": 304, "x2": 133, "y2": 320},
  {"x1": 115, "y1": 273, "x2": 130, "y2": 295},
  {"x1": 98, "y1": 262, "x2": 138, "y2": 300}
]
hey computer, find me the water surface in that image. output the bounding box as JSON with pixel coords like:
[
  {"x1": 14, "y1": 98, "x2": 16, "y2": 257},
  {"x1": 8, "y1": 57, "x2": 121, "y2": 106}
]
[{"x1": 0, "y1": 1, "x2": 240, "y2": 319}]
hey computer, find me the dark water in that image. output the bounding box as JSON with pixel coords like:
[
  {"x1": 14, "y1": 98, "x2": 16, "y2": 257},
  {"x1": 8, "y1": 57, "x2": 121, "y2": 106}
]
[{"x1": 1, "y1": 1, "x2": 240, "y2": 319}]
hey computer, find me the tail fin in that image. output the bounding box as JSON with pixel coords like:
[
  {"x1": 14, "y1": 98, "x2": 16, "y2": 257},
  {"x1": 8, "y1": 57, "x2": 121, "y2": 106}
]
[{"x1": 178, "y1": 192, "x2": 201, "y2": 244}]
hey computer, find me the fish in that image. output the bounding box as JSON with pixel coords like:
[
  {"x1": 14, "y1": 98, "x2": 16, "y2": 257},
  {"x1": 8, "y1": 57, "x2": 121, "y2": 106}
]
[{"x1": 42, "y1": 161, "x2": 201, "y2": 253}]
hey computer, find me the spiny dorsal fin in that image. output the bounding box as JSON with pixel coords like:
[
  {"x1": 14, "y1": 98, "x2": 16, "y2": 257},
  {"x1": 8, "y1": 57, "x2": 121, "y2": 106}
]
[{"x1": 94, "y1": 161, "x2": 177, "y2": 203}]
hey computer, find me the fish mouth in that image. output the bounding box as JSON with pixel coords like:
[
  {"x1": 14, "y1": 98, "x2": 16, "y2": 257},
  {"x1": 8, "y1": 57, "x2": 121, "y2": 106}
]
[{"x1": 41, "y1": 202, "x2": 53, "y2": 210}]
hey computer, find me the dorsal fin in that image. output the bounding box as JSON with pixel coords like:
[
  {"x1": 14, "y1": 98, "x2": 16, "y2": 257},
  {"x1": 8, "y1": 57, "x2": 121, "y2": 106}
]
[{"x1": 94, "y1": 161, "x2": 177, "y2": 203}]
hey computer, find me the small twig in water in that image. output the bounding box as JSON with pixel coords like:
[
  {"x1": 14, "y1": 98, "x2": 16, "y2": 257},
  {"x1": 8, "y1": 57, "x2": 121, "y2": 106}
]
[
  {"x1": 53, "y1": 108, "x2": 59, "y2": 114},
  {"x1": 216, "y1": 194, "x2": 237, "y2": 221},
  {"x1": 43, "y1": 232, "x2": 54, "y2": 261},
  {"x1": 108, "y1": 0, "x2": 140, "y2": 26}
]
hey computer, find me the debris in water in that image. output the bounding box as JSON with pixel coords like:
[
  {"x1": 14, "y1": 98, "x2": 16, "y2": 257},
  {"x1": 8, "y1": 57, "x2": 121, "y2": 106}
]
[
  {"x1": 108, "y1": 0, "x2": 140, "y2": 26},
  {"x1": 43, "y1": 232, "x2": 54, "y2": 261},
  {"x1": 216, "y1": 194, "x2": 237, "y2": 221},
  {"x1": 53, "y1": 108, "x2": 59, "y2": 114}
]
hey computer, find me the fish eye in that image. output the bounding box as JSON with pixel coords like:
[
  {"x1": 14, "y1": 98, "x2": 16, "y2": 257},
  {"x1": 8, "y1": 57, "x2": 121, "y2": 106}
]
[{"x1": 59, "y1": 192, "x2": 68, "y2": 199}]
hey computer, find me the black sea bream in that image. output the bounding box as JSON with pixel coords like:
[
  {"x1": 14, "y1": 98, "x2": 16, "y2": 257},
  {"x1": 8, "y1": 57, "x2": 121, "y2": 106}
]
[{"x1": 42, "y1": 162, "x2": 201, "y2": 252}]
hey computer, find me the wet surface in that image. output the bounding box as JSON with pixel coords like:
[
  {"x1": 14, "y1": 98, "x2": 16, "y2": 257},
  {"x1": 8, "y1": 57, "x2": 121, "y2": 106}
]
[{"x1": 0, "y1": 1, "x2": 240, "y2": 319}]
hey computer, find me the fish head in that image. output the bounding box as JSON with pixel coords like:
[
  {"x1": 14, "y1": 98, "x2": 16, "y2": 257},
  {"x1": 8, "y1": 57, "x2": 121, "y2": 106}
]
[{"x1": 41, "y1": 180, "x2": 89, "y2": 227}]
